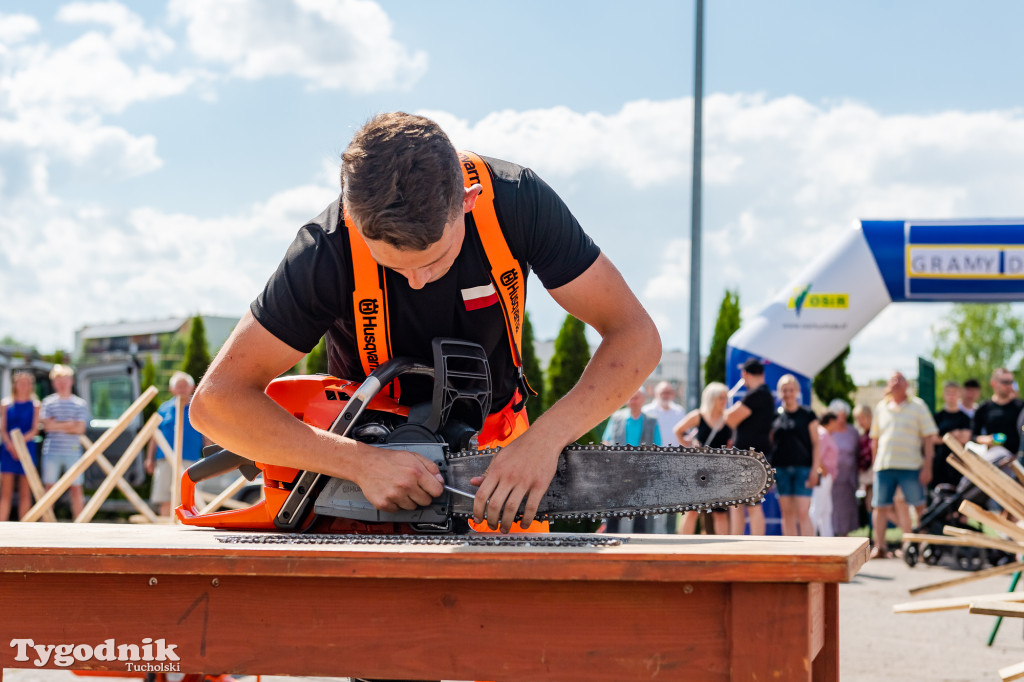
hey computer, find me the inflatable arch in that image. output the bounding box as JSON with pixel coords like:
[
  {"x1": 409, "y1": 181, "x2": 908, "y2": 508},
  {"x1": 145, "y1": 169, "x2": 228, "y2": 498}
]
[{"x1": 726, "y1": 219, "x2": 1024, "y2": 402}]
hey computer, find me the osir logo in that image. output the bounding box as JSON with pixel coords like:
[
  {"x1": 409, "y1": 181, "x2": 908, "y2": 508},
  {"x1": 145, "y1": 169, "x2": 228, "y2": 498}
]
[{"x1": 787, "y1": 284, "x2": 849, "y2": 316}]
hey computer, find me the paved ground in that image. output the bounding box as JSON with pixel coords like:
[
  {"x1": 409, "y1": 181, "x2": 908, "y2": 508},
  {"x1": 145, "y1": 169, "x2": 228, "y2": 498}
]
[
  {"x1": 841, "y1": 553, "x2": 1024, "y2": 681},
  {"x1": 5, "y1": 551, "x2": 1024, "y2": 681}
]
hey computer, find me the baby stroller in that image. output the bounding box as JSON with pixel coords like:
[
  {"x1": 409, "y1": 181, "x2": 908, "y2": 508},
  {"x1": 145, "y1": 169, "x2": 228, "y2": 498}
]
[{"x1": 904, "y1": 443, "x2": 1018, "y2": 570}]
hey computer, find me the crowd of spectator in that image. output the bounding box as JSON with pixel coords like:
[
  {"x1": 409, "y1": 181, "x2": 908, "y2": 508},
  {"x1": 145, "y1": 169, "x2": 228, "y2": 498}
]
[
  {"x1": 599, "y1": 361, "x2": 1014, "y2": 548},
  {"x1": 0, "y1": 365, "x2": 202, "y2": 520}
]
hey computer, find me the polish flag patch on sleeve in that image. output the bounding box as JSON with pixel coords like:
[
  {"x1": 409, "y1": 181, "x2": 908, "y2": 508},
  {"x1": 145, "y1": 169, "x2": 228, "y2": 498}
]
[{"x1": 462, "y1": 283, "x2": 499, "y2": 311}]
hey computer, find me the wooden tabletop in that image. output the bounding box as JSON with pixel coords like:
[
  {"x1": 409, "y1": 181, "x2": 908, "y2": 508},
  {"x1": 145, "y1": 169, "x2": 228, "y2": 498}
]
[{"x1": 0, "y1": 523, "x2": 868, "y2": 583}]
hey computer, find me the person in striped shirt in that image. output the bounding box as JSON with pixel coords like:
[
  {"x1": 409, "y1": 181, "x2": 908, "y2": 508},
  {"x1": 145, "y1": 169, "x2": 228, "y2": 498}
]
[
  {"x1": 40, "y1": 364, "x2": 90, "y2": 517},
  {"x1": 868, "y1": 371, "x2": 938, "y2": 559}
]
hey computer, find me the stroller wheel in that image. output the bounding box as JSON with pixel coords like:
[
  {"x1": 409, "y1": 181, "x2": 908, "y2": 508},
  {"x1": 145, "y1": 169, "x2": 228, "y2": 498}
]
[
  {"x1": 922, "y1": 545, "x2": 943, "y2": 566},
  {"x1": 955, "y1": 546, "x2": 983, "y2": 571},
  {"x1": 903, "y1": 542, "x2": 919, "y2": 567}
]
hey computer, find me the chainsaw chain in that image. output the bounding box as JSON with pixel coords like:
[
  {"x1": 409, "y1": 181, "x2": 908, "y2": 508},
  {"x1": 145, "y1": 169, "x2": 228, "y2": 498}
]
[
  {"x1": 446, "y1": 443, "x2": 775, "y2": 522},
  {"x1": 215, "y1": 533, "x2": 623, "y2": 548}
]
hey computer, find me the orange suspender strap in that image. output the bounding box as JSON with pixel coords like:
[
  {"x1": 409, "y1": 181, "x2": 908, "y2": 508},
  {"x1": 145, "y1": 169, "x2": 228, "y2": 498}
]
[
  {"x1": 345, "y1": 208, "x2": 393, "y2": 380},
  {"x1": 458, "y1": 151, "x2": 532, "y2": 410}
]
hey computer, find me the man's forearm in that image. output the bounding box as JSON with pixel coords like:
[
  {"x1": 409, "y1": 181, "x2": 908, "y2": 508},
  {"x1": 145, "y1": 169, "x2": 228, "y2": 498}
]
[
  {"x1": 191, "y1": 379, "x2": 373, "y2": 481},
  {"x1": 526, "y1": 317, "x2": 661, "y2": 448}
]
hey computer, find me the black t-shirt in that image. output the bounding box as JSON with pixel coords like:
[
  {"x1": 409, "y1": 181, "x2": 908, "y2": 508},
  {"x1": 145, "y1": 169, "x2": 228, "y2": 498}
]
[
  {"x1": 251, "y1": 156, "x2": 601, "y2": 410},
  {"x1": 770, "y1": 406, "x2": 817, "y2": 468},
  {"x1": 696, "y1": 415, "x2": 732, "y2": 448},
  {"x1": 933, "y1": 408, "x2": 971, "y2": 487},
  {"x1": 973, "y1": 398, "x2": 1024, "y2": 454},
  {"x1": 734, "y1": 383, "x2": 774, "y2": 454}
]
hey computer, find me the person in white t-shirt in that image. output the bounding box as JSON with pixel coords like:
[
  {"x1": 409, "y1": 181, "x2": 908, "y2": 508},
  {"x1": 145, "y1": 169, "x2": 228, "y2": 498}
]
[
  {"x1": 643, "y1": 381, "x2": 685, "y2": 532},
  {"x1": 643, "y1": 381, "x2": 685, "y2": 447}
]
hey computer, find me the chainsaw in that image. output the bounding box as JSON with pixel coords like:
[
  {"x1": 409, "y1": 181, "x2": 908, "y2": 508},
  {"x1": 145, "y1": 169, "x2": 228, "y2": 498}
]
[{"x1": 176, "y1": 338, "x2": 774, "y2": 533}]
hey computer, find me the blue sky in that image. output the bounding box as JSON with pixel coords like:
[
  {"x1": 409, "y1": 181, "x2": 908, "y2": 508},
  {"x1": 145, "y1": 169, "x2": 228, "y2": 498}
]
[{"x1": 3, "y1": 0, "x2": 1024, "y2": 382}]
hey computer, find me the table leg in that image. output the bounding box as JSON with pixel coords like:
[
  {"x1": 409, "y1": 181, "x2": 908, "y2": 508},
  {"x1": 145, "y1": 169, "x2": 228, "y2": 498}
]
[
  {"x1": 730, "y1": 582, "x2": 827, "y2": 681},
  {"x1": 812, "y1": 582, "x2": 839, "y2": 681}
]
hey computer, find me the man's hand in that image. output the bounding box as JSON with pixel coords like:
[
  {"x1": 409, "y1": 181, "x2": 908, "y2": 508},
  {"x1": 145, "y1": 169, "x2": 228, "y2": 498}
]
[
  {"x1": 919, "y1": 466, "x2": 932, "y2": 488},
  {"x1": 353, "y1": 446, "x2": 445, "y2": 512},
  {"x1": 469, "y1": 429, "x2": 559, "y2": 533},
  {"x1": 145, "y1": 456, "x2": 155, "y2": 475}
]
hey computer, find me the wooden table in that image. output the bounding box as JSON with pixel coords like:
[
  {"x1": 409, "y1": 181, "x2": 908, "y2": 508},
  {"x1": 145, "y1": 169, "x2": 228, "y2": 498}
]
[{"x1": 0, "y1": 524, "x2": 867, "y2": 681}]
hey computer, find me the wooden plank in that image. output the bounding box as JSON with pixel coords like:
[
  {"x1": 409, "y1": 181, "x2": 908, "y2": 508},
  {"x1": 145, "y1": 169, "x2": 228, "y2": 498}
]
[
  {"x1": 970, "y1": 600, "x2": 1024, "y2": 618},
  {"x1": 198, "y1": 474, "x2": 251, "y2": 515},
  {"x1": 93, "y1": 453, "x2": 159, "y2": 523},
  {"x1": 23, "y1": 385, "x2": 157, "y2": 522},
  {"x1": 945, "y1": 435, "x2": 1024, "y2": 521},
  {"x1": 730, "y1": 582, "x2": 814, "y2": 680},
  {"x1": 80, "y1": 435, "x2": 160, "y2": 524},
  {"x1": 894, "y1": 591, "x2": 1024, "y2": 614},
  {"x1": 154, "y1": 429, "x2": 175, "y2": 460},
  {"x1": 941, "y1": 526, "x2": 1024, "y2": 554},
  {"x1": 8, "y1": 429, "x2": 57, "y2": 522},
  {"x1": 909, "y1": 559, "x2": 1024, "y2": 596},
  {"x1": 75, "y1": 414, "x2": 162, "y2": 523},
  {"x1": 0, "y1": 524, "x2": 868, "y2": 584},
  {"x1": 999, "y1": 659, "x2": 1024, "y2": 681},
  {"x1": 958, "y1": 499, "x2": 1024, "y2": 544},
  {"x1": 812, "y1": 583, "x2": 839, "y2": 682},
  {"x1": 0, "y1": 571, "x2": 733, "y2": 681},
  {"x1": 171, "y1": 394, "x2": 184, "y2": 518},
  {"x1": 902, "y1": 532, "x2": 1021, "y2": 554}
]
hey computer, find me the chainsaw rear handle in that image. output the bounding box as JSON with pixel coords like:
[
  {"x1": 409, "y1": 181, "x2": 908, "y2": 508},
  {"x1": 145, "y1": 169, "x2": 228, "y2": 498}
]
[{"x1": 186, "y1": 445, "x2": 261, "y2": 484}]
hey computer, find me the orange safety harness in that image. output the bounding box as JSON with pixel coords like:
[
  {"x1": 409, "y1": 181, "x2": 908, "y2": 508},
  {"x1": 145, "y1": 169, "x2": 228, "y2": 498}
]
[{"x1": 346, "y1": 150, "x2": 531, "y2": 411}]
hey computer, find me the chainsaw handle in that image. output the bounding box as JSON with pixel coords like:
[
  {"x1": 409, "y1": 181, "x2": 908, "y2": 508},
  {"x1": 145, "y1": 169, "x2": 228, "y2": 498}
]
[
  {"x1": 328, "y1": 357, "x2": 432, "y2": 437},
  {"x1": 186, "y1": 447, "x2": 260, "y2": 484}
]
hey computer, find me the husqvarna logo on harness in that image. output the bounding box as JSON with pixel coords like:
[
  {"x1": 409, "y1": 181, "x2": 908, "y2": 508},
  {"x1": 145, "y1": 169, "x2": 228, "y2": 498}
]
[
  {"x1": 358, "y1": 298, "x2": 381, "y2": 369},
  {"x1": 500, "y1": 269, "x2": 521, "y2": 333},
  {"x1": 460, "y1": 154, "x2": 481, "y2": 188}
]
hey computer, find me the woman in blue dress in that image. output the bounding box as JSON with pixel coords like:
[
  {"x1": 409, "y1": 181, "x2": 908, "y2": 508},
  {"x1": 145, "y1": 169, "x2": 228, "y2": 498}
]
[{"x1": 0, "y1": 370, "x2": 41, "y2": 520}]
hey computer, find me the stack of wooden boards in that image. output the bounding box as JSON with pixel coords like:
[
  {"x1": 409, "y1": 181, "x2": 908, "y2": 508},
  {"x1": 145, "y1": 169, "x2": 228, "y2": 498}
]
[{"x1": 893, "y1": 433, "x2": 1024, "y2": 681}]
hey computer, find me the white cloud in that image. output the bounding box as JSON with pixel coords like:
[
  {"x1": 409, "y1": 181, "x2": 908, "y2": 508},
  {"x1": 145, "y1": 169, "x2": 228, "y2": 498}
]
[
  {"x1": 168, "y1": 0, "x2": 427, "y2": 92},
  {"x1": 57, "y1": 2, "x2": 175, "y2": 58},
  {"x1": 0, "y1": 13, "x2": 39, "y2": 44},
  {"x1": 478, "y1": 94, "x2": 1024, "y2": 381}
]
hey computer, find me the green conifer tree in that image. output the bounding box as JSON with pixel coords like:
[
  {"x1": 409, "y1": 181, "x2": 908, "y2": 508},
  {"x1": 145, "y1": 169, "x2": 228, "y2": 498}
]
[
  {"x1": 704, "y1": 289, "x2": 741, "y2": 386},
  {"x1": 181, "y1": 315, "x2": 212, "y2": 385},
  {"x1": 812, "y1": 346, "x2": 857, "y2": 407},
  {"x1": 140, "y1": 355, "x2": 158, "y2": 421}
]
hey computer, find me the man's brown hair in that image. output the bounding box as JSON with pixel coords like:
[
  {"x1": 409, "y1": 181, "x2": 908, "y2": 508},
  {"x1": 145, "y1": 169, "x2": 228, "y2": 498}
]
[{"x1": 341, "y1": 112, "x2": 462, "y2": 250}]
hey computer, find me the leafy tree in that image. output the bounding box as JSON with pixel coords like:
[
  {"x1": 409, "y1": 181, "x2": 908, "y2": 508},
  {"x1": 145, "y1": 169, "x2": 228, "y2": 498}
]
[
  {"x1": 932, "y1": 304, "x2": 1024, "y2": 401},
  {"x1": 813, "y1": 346, "x2": 857, "y2": 407},
  {"x1": 181, "y1": 315, "x2": 212, "y2": 385},
  {"x1": 140, "y1": 355, "x2": 158, "y2": 421},
  {"x1": 522, "y1": 311, "x2": 545, "y2": 424},
  {"x1": 306, "y1": 336, "x2": 329, "y2": 375},
  {"x1": 704, "y1": 289, "x2": 741, "y2": 386}
]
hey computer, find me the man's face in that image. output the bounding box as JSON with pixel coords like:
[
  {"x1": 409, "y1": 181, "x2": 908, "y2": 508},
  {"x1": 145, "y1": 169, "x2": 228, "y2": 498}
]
[
  {"x1": 963, "y1": 386, "x2": 980, "y2": 404},
  {"x1": 170, "y1": 378, "x2": 194, "y2": 400},
  {"x1": 992, "y1": 371, "x2": 1015, "y2": 399},
  {"x1": 356, "y1": 185, "x2": 479, "y2": 290},
  {"x1": 657, "y1": 385, "x2": 674, "y2": 405},
  {"x1": 361, "y1": 217, "x2": 465, "y2": 290},
  {"x1": 52, "y1": 375, "x2": 73, "y2": 395},
  {"x1": 628, "y1": 390, "x2": 646, "y2": 412},
  {"x1": 943, "y1": 385, "x2": 960, "y2": 406},
  {"x1": 888, "y1": 372, "x2": 908, "y2": 400}
]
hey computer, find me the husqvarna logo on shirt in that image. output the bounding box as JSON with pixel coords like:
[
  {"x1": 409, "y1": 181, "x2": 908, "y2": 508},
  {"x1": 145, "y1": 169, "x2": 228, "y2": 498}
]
[
  {"x1": 358, "y1": 297, "x2": 381, "y2": 369},
  {"x1": 500, "y1": 269, "x2": 521, "y2": 332}
]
